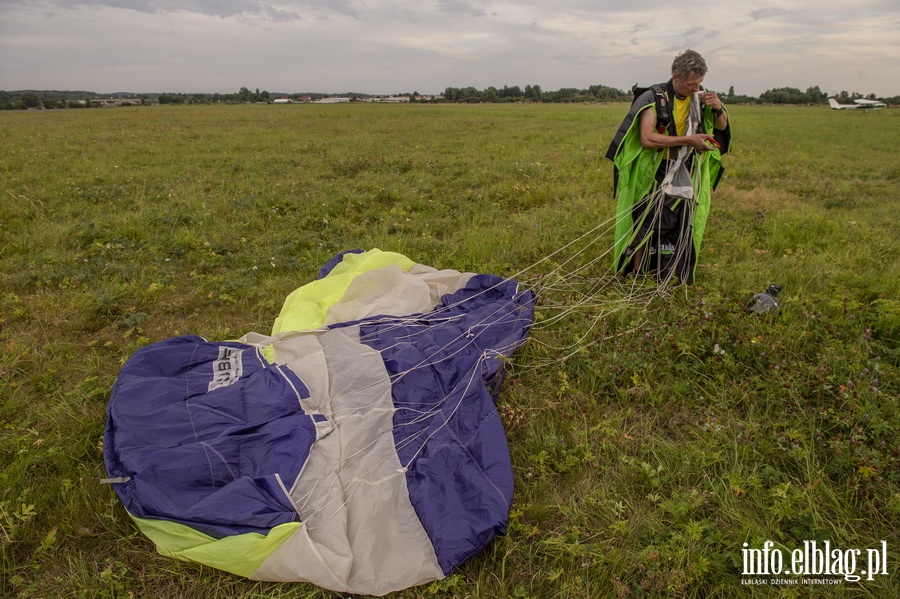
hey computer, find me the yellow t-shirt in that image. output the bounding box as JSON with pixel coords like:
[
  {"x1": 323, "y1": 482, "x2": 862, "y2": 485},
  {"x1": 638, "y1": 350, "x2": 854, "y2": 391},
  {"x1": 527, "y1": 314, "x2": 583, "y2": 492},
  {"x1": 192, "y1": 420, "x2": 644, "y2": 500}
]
[{"x1": 673, "y1": 95, "x2": 690, "y2": 136}]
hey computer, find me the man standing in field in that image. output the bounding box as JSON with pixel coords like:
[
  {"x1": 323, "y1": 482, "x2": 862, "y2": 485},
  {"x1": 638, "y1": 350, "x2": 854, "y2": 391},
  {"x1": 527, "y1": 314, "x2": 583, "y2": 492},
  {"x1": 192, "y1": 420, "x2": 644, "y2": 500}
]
[{"x1": 606, "y1": 49, "x2": 732, "y2": 284}]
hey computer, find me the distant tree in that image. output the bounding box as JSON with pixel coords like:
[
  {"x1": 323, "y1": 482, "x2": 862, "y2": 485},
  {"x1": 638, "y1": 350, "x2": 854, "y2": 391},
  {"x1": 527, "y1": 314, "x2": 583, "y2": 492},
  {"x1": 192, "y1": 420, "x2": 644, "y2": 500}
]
[
  {"x1": 500, "y1": 85, "x2": 522, "y2": 99},
  {"x1": 21, "y1": 92, "x2": 41, "y2": 109},
  {"x1": 524, "y1": 84, "x2": 542, "y2": 101},
  {"x1": 459, "y1": 87, "x2": 481, "y2": 102},
  {"x1": 551, "y1": 88, "x2": 581, "y2": 102},
  {"x1": 805, "y1": 86, "x2": 826, "y2": 104},
  {"x1": 161, "y1": 93, "x2": 188, "y2": 104},
  {"x1": 759, "y1": 87, "x2": 808, "y2": 104},
  {"x1": 727, "y1": 85, "x2": 735, "y2": 99}
]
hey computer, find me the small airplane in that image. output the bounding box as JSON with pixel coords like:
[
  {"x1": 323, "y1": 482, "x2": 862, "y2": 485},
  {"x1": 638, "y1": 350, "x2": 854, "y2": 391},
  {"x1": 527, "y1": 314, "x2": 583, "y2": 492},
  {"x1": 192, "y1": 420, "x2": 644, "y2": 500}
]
[{"x1": 828, "y1": 97, "x2": 886, "y2": 110}]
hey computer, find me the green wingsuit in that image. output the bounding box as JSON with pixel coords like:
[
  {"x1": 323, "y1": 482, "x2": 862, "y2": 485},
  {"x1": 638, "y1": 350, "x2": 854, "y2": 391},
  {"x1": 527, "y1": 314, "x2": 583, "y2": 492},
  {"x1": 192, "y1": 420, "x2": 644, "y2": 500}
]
[{"x1": 605, "y1": 80, "x2": 732, "y2": 284}]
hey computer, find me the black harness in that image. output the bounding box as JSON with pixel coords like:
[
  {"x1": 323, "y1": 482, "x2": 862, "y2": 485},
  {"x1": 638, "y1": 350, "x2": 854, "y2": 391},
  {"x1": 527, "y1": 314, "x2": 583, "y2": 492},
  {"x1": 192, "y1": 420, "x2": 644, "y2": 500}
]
[
  {"x1": 634, "y1": 83, "x2": 675, "y2": 137},
  {"x1": 605, "y1": 81, "x2": 677, "y2": 164}
]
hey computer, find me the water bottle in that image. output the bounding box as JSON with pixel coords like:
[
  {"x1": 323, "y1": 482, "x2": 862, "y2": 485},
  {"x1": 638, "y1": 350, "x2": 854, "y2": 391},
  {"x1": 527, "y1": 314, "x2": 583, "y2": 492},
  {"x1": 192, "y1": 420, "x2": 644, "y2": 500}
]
[{"x1": 747, "y1": 284, "x2": 781, "y2": 314}]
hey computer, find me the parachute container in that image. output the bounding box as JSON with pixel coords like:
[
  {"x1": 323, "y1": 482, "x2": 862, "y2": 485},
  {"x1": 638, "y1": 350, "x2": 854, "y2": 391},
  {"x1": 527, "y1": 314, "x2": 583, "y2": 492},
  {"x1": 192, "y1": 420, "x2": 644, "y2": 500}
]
[
  {"x1": 103, "y1": 249, "x2": 533, "y2": 596},
  {"x1": 747, "y1": 283, "x2": 782, "y2": 315}
]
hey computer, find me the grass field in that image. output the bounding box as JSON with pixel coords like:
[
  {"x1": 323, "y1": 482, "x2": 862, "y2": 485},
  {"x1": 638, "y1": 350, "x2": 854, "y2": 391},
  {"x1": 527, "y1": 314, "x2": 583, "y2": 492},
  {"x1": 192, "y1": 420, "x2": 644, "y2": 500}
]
[{"x1": 1, "y1": 103, "x2": 898, "y2": 598}]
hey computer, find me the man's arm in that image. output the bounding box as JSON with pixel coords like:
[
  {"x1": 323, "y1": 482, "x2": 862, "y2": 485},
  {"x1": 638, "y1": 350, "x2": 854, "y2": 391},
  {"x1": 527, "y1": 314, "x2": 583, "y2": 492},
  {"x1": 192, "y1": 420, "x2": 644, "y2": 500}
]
[
  {"x1": 701, "y1": 91, "x2": 728, "y2": 130},
  {"x1": 638, "y1": 109, "x2": 716, "y2": 152}
]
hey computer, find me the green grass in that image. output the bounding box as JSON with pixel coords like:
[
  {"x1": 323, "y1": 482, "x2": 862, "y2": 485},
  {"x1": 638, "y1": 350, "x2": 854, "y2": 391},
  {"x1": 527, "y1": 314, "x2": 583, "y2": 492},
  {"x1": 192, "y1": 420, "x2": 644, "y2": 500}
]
[{"x1": 2, "y1": 103, "x2": 898, "y2": 597}]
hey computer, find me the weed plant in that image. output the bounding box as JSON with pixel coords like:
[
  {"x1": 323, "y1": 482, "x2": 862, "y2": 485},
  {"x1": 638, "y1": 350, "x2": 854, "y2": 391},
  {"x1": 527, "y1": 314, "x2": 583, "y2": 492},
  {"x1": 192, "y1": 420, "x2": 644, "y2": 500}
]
[{"x1": 1, "y1": 104, "x2": 898, "y2": 597}]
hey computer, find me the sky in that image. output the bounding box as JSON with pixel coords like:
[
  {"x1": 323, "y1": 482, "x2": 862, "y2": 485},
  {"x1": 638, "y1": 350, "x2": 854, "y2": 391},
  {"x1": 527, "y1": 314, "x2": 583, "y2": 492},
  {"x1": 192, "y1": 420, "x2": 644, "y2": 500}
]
[{"x1": 1, "y1": 1, "x2": 898, "y2": 97}]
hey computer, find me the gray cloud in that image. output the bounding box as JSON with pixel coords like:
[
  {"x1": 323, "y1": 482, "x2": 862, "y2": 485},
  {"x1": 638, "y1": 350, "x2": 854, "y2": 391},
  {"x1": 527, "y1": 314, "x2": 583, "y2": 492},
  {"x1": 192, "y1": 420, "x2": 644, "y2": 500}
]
[
  {"x1": 1, "y1": 1, "x2": 898, "y2": 96},
  {"x1": 435, "y1": 0, "x2": 490, "y2": 18},
  {"x1": 35, "y1": 0, "x2": 314, "y2": 21},
  {"x1": 746, "y1": 8, "x2": 788, "y2": 22}
]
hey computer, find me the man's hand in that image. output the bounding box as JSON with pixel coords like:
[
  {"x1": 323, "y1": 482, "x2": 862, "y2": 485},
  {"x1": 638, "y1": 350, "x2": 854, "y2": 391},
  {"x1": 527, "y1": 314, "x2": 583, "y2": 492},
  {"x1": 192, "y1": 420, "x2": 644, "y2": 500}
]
[
  {"x1": 687, "y1": 134, "x2": 717, "y2": 152},
  {"x1": 700, "y1": 91, "x2": 723, "y2": 111}
]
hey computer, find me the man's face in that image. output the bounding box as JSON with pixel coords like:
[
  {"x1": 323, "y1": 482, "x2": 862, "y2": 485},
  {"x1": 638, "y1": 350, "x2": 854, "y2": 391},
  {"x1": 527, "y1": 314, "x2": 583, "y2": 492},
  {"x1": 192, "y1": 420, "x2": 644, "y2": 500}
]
[{"x1": 672, "y1": 73, "x2": 704, "y2": 99}]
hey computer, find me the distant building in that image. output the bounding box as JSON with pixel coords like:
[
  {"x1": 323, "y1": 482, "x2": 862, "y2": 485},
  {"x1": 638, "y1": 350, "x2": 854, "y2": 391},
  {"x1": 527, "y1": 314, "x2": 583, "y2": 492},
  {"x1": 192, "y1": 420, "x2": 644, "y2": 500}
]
[
  {"x1": 273, "y1": 98, "x2": 294, "y2": 104},
  {"x1": 315, "y1": 97, "x2": 351, "y2": 104},
  {"x1": 98, "y1": 98, "x2": 148, "y2": 107}
]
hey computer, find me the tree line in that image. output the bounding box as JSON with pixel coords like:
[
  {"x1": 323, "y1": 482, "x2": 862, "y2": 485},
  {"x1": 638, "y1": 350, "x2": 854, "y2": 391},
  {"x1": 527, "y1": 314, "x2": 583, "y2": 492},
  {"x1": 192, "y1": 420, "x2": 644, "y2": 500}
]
[
  {"x1": 2, "y1": 85, "x2": 898, "y2": 110},
  {"x1": 441, "y1": 84, "x2": 629, "y2": 103}
]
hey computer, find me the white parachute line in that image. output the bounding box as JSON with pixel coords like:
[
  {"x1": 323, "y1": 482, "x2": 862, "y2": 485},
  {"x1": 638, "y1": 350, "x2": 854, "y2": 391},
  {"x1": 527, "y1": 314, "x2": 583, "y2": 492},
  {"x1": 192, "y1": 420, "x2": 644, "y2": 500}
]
[
  {"x1": 298, "y1": 369, "x2": 497, "y2": 523},
  {"x1": 292, "y1": 192, "x2": 694, "y2": 526},
  {"x1": 336, "y1": 308, "x2": 523, "y2": 407},
  {"x1": 353, "y1": 300, "x2": 526, "y2": 357},
  {"x1": 343, "y1": 207, "x2": 622, "y2": 344},
  {"x1": 467, "y1": 209, "x2": 623, "y2": 296},
  {"x1": 505, "y1": 313, "x2": 666, "y2": 381},
  {"x1": 294, "y1": 265, "x2": 667, "y2": 524},
  {"x1": 300, "y1": 419, "x2": 439, "y2": 531},
  {"x1": 286, "y1": 210, "x2": 658, "y2": 430},
  {"x1": 296, "y1": 306, "x2": 528, "y2": 490},
  {"x1": 289, "y1": 202, "x2": 627, "y2": 371},
  {"x1": 183, "y1": 344, "x2": 224, "y2": 492},
  {"x1": 520, "y1": 317, "x2": 651, "y2": 357},
  {"x1": 349, "y1": 288, "x2": 529, "y2": 348},
  {"x1": 277, "y1": 123, "x2": 711, "y2": 381},
  {"x1": 298, "y1": 320, "x2": 520, "y2": 428},
  {"x1": 530, "y1": 268, "x2": 660, "y2": 328},
  {"x1": 519, "y1": 242, "x2": 619, "y2": 315},
  {"x1": 512, "y1": 231, "x2": 656, "y2": 351},
  {"x1": 512, "y1": 210, "x2": 644, "y2": 328},
  {"x1": 513, "y1": 218, "x2": 621, "y2": 291},
  {"x1": 652, "y1": 93, "x2": 704, "y2": 286},
  {"x1": 318, "y1": 304, "x2": 529, "y2": 423},
  {"x1": 670, "y1": 193, "x2": 695, "y2": 284},
  {"x1": 398, "y1": 355, "x2": 484, "y2": 470},
  {"x1": 389, "y1": 355, "x2": 496, "y2": 452},
  {"x1": 352, "y1": 112, "x2": 711, "y2": 384},
  {"x1": 299, "y1": 353, "x2": 489, "y2": 526},
  {"x1": 522, "y1": 243, "x2": 664, "y2": 357},
  {"x1": 383, "y1": 315, "x2": 527, "y2": 389},
  {"x1": 298, "y1": 360, "x2": 480, "y2": 517},
  {"x1": 300, "y1": 458, "x2": 398, "y2": 529},
  {"x1": 422, "y1": 353, "x2": 512, "y2": 506},
  {"x1": 278, "y1": 147, "x2": 702, "y2": 470},
  {"x1": 359, "y1": 286, "x2": 532, "y2": 384},
  {"x1": 391, "y1": 407, "x2": 446, "y2": 429},
  {"x1": 521, "y1": 215, "x2": 618, "y2": 278},
  {"x1": 293, "y1": 424, "x2": 405, "y2": 515}
]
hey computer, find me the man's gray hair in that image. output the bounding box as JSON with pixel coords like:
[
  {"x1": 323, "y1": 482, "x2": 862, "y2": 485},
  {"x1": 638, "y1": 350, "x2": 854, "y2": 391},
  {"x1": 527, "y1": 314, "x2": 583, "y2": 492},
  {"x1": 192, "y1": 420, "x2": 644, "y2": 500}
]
[{"x1": 671, "y1": 49, "x2": 708, "y2": 79}]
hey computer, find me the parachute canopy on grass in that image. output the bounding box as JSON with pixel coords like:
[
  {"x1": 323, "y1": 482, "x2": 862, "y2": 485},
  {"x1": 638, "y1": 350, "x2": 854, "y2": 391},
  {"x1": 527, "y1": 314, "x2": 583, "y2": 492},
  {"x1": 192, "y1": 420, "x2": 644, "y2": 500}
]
[{"x1": 104, "y1": 249, "x2": 534, "y2": 596}]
